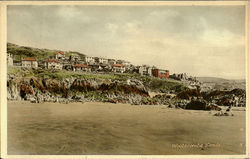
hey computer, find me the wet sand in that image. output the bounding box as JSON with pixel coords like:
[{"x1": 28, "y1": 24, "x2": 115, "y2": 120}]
[{"x1": 7, "y1": 101, "x2": 246, "y2": 155}]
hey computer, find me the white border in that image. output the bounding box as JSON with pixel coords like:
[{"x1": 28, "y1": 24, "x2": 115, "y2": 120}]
[{"x1": 0, "y1": 1, "x2": 249, "y2": 159}]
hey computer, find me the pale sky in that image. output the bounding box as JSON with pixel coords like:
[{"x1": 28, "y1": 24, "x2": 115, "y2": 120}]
[{"x1": 7, "y1": 5, "x2": 246, "y2": 79}]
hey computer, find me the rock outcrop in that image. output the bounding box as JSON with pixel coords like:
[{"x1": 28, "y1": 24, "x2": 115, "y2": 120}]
[
  {"x1": 7, "y1": 76, "x2": 149, "y2": 104},
  {"x1": 7, "y1": 73, "x2": 246, "y2": 109}
]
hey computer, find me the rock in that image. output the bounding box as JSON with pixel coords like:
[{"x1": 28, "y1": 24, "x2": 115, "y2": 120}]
[
  {"x1": 177, "y1": 89, "x2": 202, "y2": 100},
  {"x1": 185, "y1": 100, "x2": 207, "y2": 110}
]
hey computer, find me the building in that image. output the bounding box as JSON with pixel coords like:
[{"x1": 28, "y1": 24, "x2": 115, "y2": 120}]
[
  {"x1": 116, "y1": 60, "x2": 130, "y2": 66},
  {"x1": 38, "y1": 60, "x2": 45, "y2": 68},
  {"x1": 108, "y1": 59, "x2": 116, "y2": 65},
  {"x1": 7, "y1": 53, "x2": 13, "y2": 66},
  {"x1": 55, "y1": 51, "x2": 65, "y2": 60},
  {"x1": 44, "y1": 59, "x2": 63, "y2": 70},
  {"x1": 152, "y1": 69, "x2": 169, "y2": 79},
  {"x1": 22, "y1": 58, "x2": 38, "y2": 68},
  {"x1": 72, "y1": 64, "x2": 90, "y2": 72},
  {"x1": 69, "y1": 55, "x2": 80, "y2": 62},
  {"x1": 170, "y1": 73, "x2": 189, "y2": 81},
  {"x1": 112, "y1": 64, "x2": 126, "y2": 73},
  {"x1": 123, "y1": 61, "x2": 131, "y2": 66},
  {"x1": 139, "y1": 65, "x2": 152, "y2": 76},
  {"x1": 97, "y1": 57, "x2": 108, "y2": 65},
  {"x1": 84, "y1": 56, "x2": 95, "y2": 65},
  {"x1": 61, "y1": 60, "x2": 72, "y2": 70},
  {"x1": 94, "y1": 57, "x2": 100, "y2": 64}
]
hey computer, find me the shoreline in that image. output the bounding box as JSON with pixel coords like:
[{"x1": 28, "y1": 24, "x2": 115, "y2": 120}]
[{"x1": 7, "y1": 100, "x2": 246, "y2": 112}]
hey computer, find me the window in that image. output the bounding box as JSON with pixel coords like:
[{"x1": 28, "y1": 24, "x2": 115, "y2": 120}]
[{"x1": 159, "y1": 70, "x2": 166, "y2": 74}]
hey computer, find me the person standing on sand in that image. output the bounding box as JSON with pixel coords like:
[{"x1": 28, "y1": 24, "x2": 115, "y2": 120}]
[{"x1": 226, "y1": 106, "x2": 233, "y2": 116}]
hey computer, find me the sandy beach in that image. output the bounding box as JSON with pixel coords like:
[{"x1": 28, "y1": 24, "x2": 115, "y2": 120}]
[{"x1": 7, "y1": 101, "x2": 246, "y2": 155}]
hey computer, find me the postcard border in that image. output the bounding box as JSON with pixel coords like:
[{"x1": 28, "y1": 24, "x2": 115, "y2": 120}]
[{"x1": 0, "y1": 1, "x2": 249, "y2": 159}]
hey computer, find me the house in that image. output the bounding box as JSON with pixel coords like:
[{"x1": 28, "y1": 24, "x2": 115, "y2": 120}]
[
  {"x1": 7, "y1": 53, "x2": 13, "y2": 66},
  {"x1": 112, "y1": 64, "x2": 126, "y2": 73},
  {"x1": 123, "y1": 61, "x2": 130, "y2": 66},
  {"x1": 72, "y1": 64, "x2": 90, "y2": 72},
  {"x1": 38, "y1": 60, "x2": 45, "y2": 68},
  {"x1": 55, "y1": 51, "x2": 65, "y2": 60},
  {"x1": 22, "y1": 58, "x2": 38, "y2": 68},
  {"x1": 139, "y1": 65, "x2": 152, "y2": 76},
  {"x1": 69, "y1": 55, "x2": 80, "y2": 62},
  {"x1": 96, "y1": 57, "x2": 108, "y2": 65},
  {"x1": 116, "y1": 60, "x2": 130, "y2": 66},
  {"x1": 44, "y1": 59, "x2": 63, "y2": 70},
  {"x1": 170, "y1": 73, "x2": 188, "y2": 81},
  {"x1": 84, "y1": 56, "x2": 95, "y2": 65},
  {"x1": 152, "y1": 69, "x2": 169, "y2": 79},
  {"x1": 94, "y1": 57, "x2": 100, "y2": 64},
  {"x1": 61, "y1": 60, "x2": 72, "y2": 70},
  {"x1": 126, "y1": 65, "x2": 139, "y2": 74},
  {"x1": 108, "y1": 59, "x2": 116, "y2": 65}
]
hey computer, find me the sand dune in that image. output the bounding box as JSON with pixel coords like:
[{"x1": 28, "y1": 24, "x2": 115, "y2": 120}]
[{"x1": 7, "y1": 101, "x2": 246, "y2": 155}]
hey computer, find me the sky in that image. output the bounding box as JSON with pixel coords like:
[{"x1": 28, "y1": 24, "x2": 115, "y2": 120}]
[{"x1": 7, "y1": 5, "x2": 246, "y2": 79}]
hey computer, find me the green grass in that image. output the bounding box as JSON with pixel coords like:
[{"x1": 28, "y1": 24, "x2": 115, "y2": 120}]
[
  {"x1": 32, "y1": 69, "x2": 120, "y2": 81},
  {"x1": 7, "y1": 43, "x2": 86, "y2": 61},
  {"x1": 8, "y1": 67, "x2": 22, "y2": 75},
  {"x1": 8, "y1": 67, "x2": 188, "y2": 93},
  {"x1": 147, "y1": 78, "x2": 188, "y2": 92}
]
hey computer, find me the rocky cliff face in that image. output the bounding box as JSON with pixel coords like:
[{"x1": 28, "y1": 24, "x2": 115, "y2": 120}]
[
  {"x1": 7, "y1": 75, "x2": 149, "y2": 104},
  {"x1": 7, "y1": 73, "x2": 246, "y2": 108}
]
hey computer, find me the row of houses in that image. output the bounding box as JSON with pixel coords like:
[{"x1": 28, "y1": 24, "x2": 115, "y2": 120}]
[{"x1": 7, "y1": 51, "x2": 170, "y2": 79}]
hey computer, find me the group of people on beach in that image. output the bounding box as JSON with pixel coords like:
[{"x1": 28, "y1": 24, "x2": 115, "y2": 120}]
[{"x1": 214, "y1": 106, "x2": 234, "y2": 116}]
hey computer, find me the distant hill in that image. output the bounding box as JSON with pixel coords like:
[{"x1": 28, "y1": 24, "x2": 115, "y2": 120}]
[
  {"x1": 7, "y1": 43, "x2": 86, "y2": 61},
  {"x1": 197, "y1": 77, "x2": 230, "y2": 83},
  {"x1": 197, "y1": 77, "x2": 246, "y2": 90}
]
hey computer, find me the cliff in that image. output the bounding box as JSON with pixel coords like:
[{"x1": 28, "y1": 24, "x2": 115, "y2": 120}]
[{"x1": 7, "y1": 67, "x2": 188, "y2": 105}]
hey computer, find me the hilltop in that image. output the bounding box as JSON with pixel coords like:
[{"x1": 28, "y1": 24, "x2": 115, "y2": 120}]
[
  {"x1": 197, "y1": 77, "x2": 246, "y2": 90},
  {"x1": 7, "y1": 42, "x2": 86, "y2": 61}
]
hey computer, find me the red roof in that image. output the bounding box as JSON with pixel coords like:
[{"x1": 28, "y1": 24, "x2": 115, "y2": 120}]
[
  {"x1": 73, "y1": 64, "x2": 88, "y2": 68},
  {"x1": 113, "y1": 64, "x2": 124, "y2": 67},
  {"x1": 56, "y1": 51, "x2": 65, "y2": 55},
  {"x1": 23, "y1": 58, "x2": 36, "y2": 61},
  {"x1": 45, "y1": 59, "x2": 59, "y2": 63}
]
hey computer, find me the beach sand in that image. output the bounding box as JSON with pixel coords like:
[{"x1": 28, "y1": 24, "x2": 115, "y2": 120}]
[{"x1": 7, "y1": 101, "x2": 246, "y2": 155}]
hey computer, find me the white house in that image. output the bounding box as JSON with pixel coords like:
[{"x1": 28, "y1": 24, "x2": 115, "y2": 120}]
[
  {"x1": 139, "y1": 65, "x2": 152, "y2": 76},
  {"x1": 22, "y1": 58, "x2": 38, "y2": 68},
  {"x1": 7, "y1": 53, "x2": 13, "y2": 66},
  {"x1": 98, "y1": 57, "x2": 108, "y2": 65},
  {"x1": 112, "y1": 64, "x2": 126, "y2": 73},
  {"x1": 84, "y1": 56, "x2": 95, "y2": 65},
  {"x1": 55, "y1": 51, "x2": 65, "y2": 60},
  {"x1": 72, "y1": 64, "x2": 90, "y2": 72},
  {"x1": 44, "y1": 59, "x2": 63, "y2": 70}
]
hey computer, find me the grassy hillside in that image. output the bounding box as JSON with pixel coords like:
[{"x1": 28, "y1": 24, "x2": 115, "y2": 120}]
[
  {"x1": 8, "y1": 67, "x2": 188, "y2": 93},
  {"x1": 7, "y1": 43, "x2": 86, "y2": 61}
]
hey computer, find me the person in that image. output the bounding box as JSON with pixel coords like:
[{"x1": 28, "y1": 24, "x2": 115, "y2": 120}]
[
  {"x1": 225, "y1": 106, "x2": 234, "y2": 116},
  {"x1": 226, "y1": 106, "x2": 232, "y2": 112}
]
